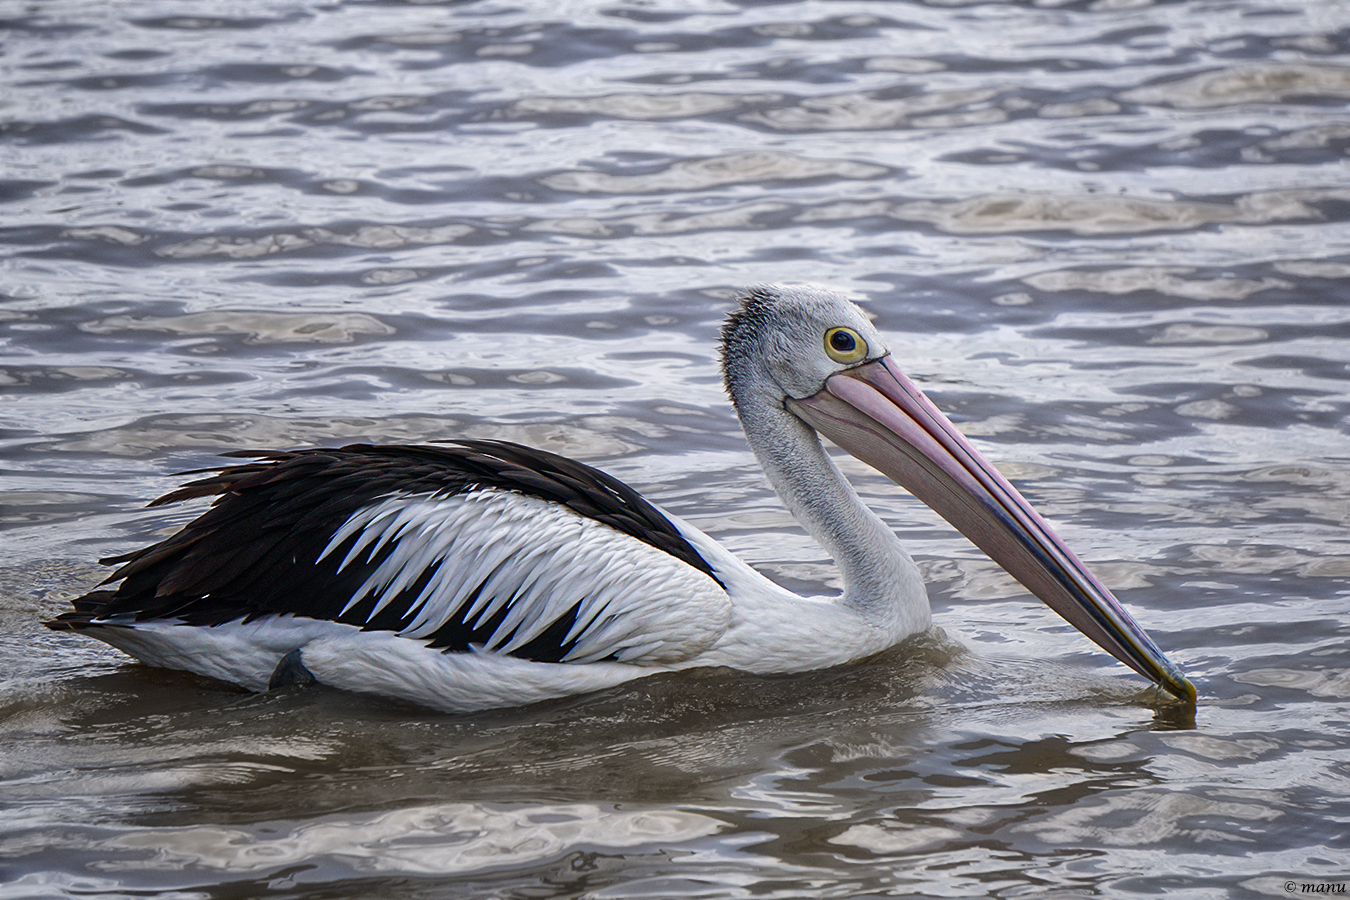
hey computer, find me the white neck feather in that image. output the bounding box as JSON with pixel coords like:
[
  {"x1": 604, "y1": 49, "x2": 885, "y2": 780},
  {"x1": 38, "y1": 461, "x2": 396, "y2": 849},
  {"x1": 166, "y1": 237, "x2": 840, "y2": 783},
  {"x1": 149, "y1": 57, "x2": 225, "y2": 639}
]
[{"x1": 733, "y1": 389, "x2": 932, "y2": 637}]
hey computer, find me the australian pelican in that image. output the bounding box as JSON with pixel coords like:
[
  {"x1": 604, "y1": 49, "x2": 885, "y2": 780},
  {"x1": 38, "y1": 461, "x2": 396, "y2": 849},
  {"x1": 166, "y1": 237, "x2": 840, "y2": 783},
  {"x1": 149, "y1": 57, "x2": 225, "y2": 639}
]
[{"x1": 48, "y1": 285, "x2": 1195, "y2": 711}]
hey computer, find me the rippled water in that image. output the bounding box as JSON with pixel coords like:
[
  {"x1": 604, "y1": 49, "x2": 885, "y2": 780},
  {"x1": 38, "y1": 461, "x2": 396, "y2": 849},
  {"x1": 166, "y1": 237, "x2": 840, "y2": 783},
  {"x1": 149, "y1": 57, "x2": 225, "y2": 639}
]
[{"x1": 4, "y1": 0, "x2": 1350, "y2": 897}]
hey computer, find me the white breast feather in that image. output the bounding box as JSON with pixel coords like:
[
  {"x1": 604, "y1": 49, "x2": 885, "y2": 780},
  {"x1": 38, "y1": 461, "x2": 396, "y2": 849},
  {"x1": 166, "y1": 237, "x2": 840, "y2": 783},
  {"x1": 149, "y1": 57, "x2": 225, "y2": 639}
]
[{"x1": 318, "y1": 489, "x2": 731, "y2": 665}]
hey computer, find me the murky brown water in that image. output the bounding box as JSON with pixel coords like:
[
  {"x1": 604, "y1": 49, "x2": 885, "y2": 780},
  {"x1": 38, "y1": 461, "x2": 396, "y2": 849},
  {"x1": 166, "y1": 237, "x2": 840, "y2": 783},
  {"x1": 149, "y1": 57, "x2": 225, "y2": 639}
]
[{"x1": 4, "y1": 1, "x2": 1350, "y2": 897}]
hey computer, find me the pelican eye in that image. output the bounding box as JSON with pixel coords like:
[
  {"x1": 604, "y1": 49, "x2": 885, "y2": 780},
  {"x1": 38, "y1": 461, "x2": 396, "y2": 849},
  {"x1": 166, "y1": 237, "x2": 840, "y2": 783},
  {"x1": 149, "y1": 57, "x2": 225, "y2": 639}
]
[{"x1": 824, "y1": 327, "x2": 868, "y2": 364}]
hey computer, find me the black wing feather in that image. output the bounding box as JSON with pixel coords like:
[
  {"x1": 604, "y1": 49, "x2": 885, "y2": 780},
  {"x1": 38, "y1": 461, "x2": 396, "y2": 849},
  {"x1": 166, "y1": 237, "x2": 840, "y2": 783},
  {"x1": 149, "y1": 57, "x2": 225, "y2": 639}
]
[{"x1": 47, "y1": 440, "x2": 723, "y2": 664}]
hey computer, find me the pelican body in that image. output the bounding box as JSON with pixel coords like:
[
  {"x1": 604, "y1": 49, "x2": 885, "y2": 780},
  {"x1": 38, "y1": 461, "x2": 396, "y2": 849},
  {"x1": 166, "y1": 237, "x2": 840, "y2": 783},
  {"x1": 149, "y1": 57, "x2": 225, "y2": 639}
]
[{"x1": 48, "y1": 286, "x2": 1195, "y2": 711}]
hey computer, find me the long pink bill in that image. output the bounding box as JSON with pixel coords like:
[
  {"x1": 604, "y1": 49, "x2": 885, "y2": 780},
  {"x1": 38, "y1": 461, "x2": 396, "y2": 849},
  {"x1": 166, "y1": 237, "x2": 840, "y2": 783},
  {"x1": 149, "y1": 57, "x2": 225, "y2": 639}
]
[{"x1": 787, "y1": 355, "x2": 1195, "y2": 704}]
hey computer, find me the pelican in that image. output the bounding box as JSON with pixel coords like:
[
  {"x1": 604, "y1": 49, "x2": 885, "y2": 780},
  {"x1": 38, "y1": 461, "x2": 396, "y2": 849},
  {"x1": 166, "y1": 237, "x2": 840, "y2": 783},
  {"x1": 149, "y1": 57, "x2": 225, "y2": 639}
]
[{"x1": 47, "y1": 285, "x2": 1195, "y2": 712}]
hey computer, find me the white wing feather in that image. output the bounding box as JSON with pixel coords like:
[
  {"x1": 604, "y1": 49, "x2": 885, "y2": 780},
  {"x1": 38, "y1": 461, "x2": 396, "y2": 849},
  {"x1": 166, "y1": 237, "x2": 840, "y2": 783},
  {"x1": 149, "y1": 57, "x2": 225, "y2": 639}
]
[{"x1": 317, "y1": 489, "x2": 731, "y2": 665}]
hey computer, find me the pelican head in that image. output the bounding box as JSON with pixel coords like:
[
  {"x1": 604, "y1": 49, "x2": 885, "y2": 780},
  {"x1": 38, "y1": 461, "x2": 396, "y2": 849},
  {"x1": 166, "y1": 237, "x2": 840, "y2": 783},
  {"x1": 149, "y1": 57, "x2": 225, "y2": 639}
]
[
  {"x1": 721, "y1": 284, "x2": 889, "y2": 403},
  {"x1": 722, "y1": 285, "x2": 1195, "y2": 704}
]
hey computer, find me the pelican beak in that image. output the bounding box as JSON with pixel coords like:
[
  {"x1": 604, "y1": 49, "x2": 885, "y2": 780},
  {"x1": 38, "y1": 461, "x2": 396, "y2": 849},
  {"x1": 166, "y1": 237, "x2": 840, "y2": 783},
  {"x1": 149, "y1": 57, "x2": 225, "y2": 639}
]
[{"x1": 787, "y1": 355, "x2": 1195, "y2": 704}]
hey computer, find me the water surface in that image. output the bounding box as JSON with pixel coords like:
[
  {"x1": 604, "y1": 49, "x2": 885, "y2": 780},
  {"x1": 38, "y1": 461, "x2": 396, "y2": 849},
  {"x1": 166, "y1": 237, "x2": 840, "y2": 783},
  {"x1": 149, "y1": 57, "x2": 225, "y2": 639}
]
[{"x1": 3, "y1": 1, "x2": 1350, "y2": 897}]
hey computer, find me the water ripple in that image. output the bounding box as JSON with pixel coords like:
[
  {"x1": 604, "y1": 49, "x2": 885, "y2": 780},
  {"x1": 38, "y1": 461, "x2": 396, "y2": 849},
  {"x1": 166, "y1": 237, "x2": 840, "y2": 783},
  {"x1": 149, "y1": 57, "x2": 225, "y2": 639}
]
[{"x1": 3, "y1": 0, "x2": 1350, "y2": 897}]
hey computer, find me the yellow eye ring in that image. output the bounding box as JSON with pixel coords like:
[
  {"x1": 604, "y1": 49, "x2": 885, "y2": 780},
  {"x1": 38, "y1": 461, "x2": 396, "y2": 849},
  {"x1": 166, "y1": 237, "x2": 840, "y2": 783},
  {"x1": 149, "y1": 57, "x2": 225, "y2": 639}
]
[{"x1": 824, "y1": 327, "x2": 868, "y2": 364}]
